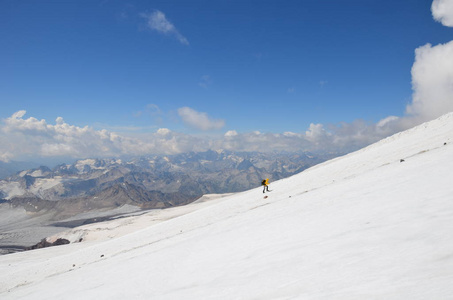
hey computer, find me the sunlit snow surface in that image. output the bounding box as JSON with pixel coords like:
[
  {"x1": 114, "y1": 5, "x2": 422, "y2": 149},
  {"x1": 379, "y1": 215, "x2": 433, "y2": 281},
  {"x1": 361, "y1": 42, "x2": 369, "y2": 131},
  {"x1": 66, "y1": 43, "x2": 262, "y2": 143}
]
[{"x1": 1, "y1": 113, "x2": 453, "y2": 299}]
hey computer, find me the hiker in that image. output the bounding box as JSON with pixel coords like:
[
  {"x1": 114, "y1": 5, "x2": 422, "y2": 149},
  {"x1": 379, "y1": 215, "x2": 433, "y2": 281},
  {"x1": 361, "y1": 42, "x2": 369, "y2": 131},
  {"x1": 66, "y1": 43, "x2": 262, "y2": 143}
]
[{"x1": 261, "y1": 178, "x2": 270, "y2": 193}]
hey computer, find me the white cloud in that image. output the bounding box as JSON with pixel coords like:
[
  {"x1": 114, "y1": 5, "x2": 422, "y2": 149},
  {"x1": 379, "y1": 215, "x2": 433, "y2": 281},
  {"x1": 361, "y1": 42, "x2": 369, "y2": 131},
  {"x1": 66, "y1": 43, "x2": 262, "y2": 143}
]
[
  {"x1": 372, "y1": 0, "x2": 452, "y2": 132},
  {"x1": 406, "y1": 41, "x2": 453, "y2": 122},
  {"x1": 141, "y1": 10, "x2": 189, "y2": 45},
  {"x1": 157, "y1": 128, "x2": 171, "y2": 135},
  {"x1": 0, "y1": 111, "x2": 206, "y2": 161},
  {"x1": 177, "y1": 107, "x2": 225, "y2": 131},
  {"x1": 305, "y1": 123, "x2": 328, "y2": 140},
  {"x1": 432, "y1": 0, "x2": 453, "y2": 27},
  {"x1": 40, "y1": 143, "x2": 75, "y2": 157},
  {"x1": 283, "y1": 131, "x2": 298, "y2": 137},
  {"x1": 224, "y1": 130, "x2": 238, "y2": 137},
  {"x1": 0, "y1": 110, "x2": 352, "y2": 163},
  {"x1": 2, "y1": 112, "x2": 122, "y2": 159},
  {"x1": 376, "y1": 116, "x2": 399, "y2": 128},
  {"x1": 0, "y1": 109, "x2": 427, "y2": 164},
  {"x1": 0, "y1": 150, "x2": 13, "y2": 163}
]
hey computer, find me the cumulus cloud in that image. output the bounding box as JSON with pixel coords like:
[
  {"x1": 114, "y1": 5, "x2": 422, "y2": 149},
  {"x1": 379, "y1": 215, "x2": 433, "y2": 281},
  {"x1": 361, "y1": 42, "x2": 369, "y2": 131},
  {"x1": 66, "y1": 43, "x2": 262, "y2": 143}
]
[
  {"x1": 0, "y1": 149, "x2": 13, "y2": 163},
  {"x1": 0, "y1": 109, "x2": 431, "y2": 164},
  {"x1": 432, "y1": 0, "x2": 453, "y2": 27},
  {"x1": 305, "y1": 123, "x2": 329, "y2": 140},
  {"x1": 141, "y1": 10, "x2": 189, "y2": 45},
  {"x1": 224, "y1": 130, "x2": 238, "y2": 137},
  {"x1": 156, "y1": 128, "x2": 172, "y2": 136},
  {"x1": 406, "y1": 41, "x2": 453, "y2": 122},
  {"x1": 177, "y1": 107, "x2": 225, "y2": 131},
  {"x1": 0, "y1": 111, "x2": 209, "y2": 162},
  {"x1": 1, "y1": 111, "x2": 123, "y2": 159},
  {"x1": 403, "y1": 0, "x2": 453, "y2": 124},
  {"x1": 0, "y1": 110, "x2": 375, "y2": 163}
]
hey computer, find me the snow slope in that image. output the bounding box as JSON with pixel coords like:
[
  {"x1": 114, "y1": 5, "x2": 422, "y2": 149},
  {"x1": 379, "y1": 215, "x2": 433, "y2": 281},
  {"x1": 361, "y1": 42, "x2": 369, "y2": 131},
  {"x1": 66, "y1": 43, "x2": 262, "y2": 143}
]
[{"x1": 1, "y1": 113, "x2": 453, "y2": 299}]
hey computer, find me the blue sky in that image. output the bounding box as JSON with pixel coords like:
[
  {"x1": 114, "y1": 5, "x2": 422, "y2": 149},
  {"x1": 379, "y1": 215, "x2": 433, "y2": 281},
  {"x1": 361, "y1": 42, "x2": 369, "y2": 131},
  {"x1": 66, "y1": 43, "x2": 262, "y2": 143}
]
[{"x1": 1, "y1": 0, "x2": 453, "y2": 162}]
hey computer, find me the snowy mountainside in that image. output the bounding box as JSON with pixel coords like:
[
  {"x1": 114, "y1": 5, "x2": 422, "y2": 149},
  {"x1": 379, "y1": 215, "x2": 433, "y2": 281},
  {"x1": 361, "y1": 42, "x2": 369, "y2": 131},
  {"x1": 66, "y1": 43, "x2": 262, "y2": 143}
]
[{"x1": 1, "y1": 113, "x2": 453, "y2": 299}]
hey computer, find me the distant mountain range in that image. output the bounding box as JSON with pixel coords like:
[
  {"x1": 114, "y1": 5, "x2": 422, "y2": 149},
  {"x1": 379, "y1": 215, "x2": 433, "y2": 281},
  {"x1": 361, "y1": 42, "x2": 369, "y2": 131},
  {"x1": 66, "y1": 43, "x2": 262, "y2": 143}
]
[{"x1": 0, "y1": 150, "x2": 338, "y2": 219}]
